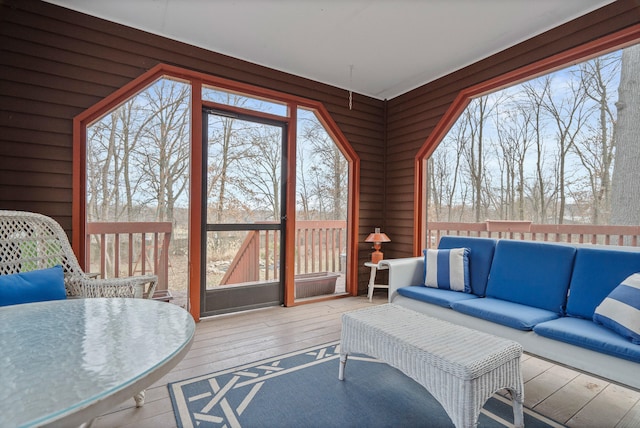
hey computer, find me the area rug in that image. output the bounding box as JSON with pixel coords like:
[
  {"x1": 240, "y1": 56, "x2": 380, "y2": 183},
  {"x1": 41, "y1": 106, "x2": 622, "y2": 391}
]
[{"x1": 168, "y1": 341, "x2": 563, "y2": 428}]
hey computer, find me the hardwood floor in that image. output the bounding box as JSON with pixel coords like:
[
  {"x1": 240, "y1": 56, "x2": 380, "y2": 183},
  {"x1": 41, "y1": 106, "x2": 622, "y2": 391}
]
[{"x1": 93, "y1": 295, "x2": 640, "y2": 428}]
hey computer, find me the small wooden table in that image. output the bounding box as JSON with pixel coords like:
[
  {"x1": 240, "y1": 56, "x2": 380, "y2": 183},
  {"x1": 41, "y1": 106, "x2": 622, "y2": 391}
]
[
  {"x1": 364, "y1": 261, "x2": 389, "y2": 301},
  {"x1": 339, "y1": 304, "x2": 524, "y2": 428},
  {"x1": 0, "y1": 298, "x2": 195, "y2": 427}
]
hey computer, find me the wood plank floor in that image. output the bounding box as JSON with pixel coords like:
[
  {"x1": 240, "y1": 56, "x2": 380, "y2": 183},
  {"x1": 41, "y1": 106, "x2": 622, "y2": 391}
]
[{"x1": 93, "y1": 295, "x2": 640, "y2": 427}]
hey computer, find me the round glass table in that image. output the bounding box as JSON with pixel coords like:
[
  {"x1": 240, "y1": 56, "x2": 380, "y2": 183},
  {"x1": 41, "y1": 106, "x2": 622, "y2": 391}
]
[{"x1": 0, "y1": 297, "x2": 195, "y2": 427}]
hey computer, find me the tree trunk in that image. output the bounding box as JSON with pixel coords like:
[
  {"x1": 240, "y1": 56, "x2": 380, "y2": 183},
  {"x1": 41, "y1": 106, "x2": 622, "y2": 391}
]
[{"x1": 611, "y1": 44, "x2": 640, "y2": 225}]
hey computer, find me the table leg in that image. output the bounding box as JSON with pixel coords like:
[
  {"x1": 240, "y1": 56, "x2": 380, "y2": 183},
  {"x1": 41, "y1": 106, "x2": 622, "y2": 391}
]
[
  {"x1": 338, "y1": 353, "x2": 348, "y2": 380},
  {"x1": 367, "y1": 266, "x2": 377, "y2": 302},
  {"x1": 134, "y1": 390, "x2": 146, "y2": 407}
]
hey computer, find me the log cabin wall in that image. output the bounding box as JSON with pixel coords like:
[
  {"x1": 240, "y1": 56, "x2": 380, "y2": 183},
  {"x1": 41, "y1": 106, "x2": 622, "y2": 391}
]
[
  {"x1": 2, "y1": 0, "x2": 639, "y2": 292},
  {"x1": 0, "y1": 0, "x2": 385, "y2": 292},
  {"x1": 384, "y1": 0, "x2": 640, "y2": 259}
]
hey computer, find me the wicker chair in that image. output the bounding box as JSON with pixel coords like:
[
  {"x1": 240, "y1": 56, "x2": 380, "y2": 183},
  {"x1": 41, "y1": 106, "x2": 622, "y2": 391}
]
[
  {"x1": 0, "y1": 210, "x2": 157, "y2": 300},
  {"x1": 0, "y1": 210, "x2": 159, "y2": 408}
]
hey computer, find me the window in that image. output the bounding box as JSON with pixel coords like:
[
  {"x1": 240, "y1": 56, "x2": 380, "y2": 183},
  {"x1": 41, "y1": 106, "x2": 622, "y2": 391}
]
[{"x1": 427, "y1": 42, "x2": 640, "y2": 227}]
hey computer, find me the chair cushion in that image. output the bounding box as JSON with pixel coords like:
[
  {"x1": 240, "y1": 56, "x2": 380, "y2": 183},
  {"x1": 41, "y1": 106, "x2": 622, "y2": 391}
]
[
  {"x1": 451, "y1": 297, "x2": 560, "y2": 330},
  {"x1": 423, "y1": 247, "x2": 470, "y2": 293},
  {"x1": 566, "y1": 247, "x2": 640, "y2": 319},
  {"x1": 437, "y1": 236, "x2": 496, "y2": 296},
  {"x1": 0, "y1": 265, "x2": 66, "y2": 306},
  {"x1": 397, "y1": 285, "x2": 479, "y2": 308},
  {"x1": 485, "y1": 240, "x2": 576, "y2": 314},
  {"x1": 593, "y1": 273, "x2": 640, "y2": 344},
  {"x1": 534, "y1": 317, "x2": 640, "y2": 363}
]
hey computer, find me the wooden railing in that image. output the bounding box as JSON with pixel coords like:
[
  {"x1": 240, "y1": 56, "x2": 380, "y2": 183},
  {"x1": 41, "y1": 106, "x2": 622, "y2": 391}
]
[
  {"x1": 85, "y1": 222, "x2": 172, "y2": 291},
  {"x1": 427, "y1": 221, "x2": 640, "y2": 248},
  {"x1": 218, "y1": 220, "x2": 347, "y2": 286}
]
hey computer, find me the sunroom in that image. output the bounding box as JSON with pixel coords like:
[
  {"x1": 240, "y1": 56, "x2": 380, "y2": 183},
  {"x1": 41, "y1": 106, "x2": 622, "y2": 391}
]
[{"x1": 2, "y1": 0, "x2": 640, "y2": 426}]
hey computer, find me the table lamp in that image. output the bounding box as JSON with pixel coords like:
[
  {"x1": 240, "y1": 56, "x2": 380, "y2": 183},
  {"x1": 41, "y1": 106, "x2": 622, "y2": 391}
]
[{"x1": 365, "y1": 227, "x2": 391, "y2": 264}]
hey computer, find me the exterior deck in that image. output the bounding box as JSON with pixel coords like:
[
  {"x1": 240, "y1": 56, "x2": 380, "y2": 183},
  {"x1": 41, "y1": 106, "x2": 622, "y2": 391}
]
[{"x1": 92, "y1": 295, "x2": 640, "y2": 427}]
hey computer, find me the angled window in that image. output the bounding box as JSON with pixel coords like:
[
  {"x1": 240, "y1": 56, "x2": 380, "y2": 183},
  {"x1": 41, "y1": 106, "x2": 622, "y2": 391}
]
[
  {"x1": 85, "y1": 76, "x2": 191, "y2": 303},
  {"x1": 427, "y1": 41, "x2": 640, "y2": 233},
  {"x1": 76, "y1": 64, "x2": 360, "y2": 318}
]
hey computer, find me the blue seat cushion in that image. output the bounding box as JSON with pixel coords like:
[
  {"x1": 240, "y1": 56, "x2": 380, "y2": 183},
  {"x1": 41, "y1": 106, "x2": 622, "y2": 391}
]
[
  {"x1": 451, "y1": 297, "x2": 560, "y2": 330},
  {"x1": 566, "y1": 247, "x2": 640, "y2": 319},
  {"x1": 485, "y1": 240, "x2": 576, "y2": 314},
  {"x1": 397, "y1": 285, "x2": 479, "y2": 308},
  {"x1": 534, "y1": 317, "x2": 640, "y2": 363},
  {"x1": 0, "y1": 265, "x2": 66, "y2": 306},
  {"x1": 438, "y1": 236, "x2": 496, "y2": 297}
]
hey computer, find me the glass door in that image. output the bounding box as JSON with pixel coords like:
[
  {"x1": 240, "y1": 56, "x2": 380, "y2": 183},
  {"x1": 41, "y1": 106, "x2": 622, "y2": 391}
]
[{"x1": 201, "y1": 108, "x2": 287, "y2": 316}]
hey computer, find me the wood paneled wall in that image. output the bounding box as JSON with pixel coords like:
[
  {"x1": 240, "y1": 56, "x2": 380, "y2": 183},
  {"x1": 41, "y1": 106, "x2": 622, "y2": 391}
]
[
  {"x1": 2, "y1": 0, "x2": 639, "y2": 290},
  {"x1": 0, "y1": 0, "x2": 385, "y2": 291},
  {"x1": 384, "y1": 0, "x2": 640, "y2": 259}
]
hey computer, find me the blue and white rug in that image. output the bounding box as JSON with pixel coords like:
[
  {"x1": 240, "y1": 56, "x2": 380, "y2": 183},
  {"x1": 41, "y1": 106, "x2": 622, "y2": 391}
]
[{"x1": 168, "y1": 341, "x2": 563, "y2": 428}]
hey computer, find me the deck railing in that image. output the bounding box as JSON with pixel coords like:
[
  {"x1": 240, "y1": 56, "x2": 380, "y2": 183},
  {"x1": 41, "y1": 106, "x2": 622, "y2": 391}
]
[
  {"x1": 86, "y1": 220, "x2": 347, "y2": 290},
  {"x1": 427, "y1": 221, "x2": 640, "y2": 248},
  {"x1": 217, "y1": 220, "x2": 347, "y2": 286},
  {"x1": 85, "y1": 222, "x2": 172, "y2": 292}
]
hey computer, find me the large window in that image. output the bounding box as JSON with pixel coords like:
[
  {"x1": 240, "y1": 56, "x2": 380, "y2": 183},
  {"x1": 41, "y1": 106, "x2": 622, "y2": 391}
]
[
  {"x1": 77, "y1": 64, "x2": 359, "y2": 316},
  {"x1": 428, "y1": 42, "x2": 640, "y2": 227}
]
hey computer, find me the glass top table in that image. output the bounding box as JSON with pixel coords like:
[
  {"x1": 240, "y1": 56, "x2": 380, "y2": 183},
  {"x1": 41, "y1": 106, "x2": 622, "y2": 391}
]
[{"x1": 0, "y1": 297, "x2": 195, "y2": 427}]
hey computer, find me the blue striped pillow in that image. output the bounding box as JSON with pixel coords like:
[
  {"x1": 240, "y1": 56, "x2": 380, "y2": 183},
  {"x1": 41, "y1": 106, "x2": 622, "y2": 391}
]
[
  {"x1": 593, "y1": 273, "x2": 640, "y2": 344},
  {"x1": 423, "y1": 248, "x2": 471, "y2": 293}
]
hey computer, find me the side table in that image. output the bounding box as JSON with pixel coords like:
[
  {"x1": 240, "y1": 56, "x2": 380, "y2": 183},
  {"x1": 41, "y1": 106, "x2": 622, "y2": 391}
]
[{"x1": 365, "y1": 261, "x2": 389, "y2": 301}]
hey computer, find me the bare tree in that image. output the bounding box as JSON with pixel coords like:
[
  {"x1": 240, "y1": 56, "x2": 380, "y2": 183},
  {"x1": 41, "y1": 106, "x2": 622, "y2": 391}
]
[
  {"x1": 296, "y1": 142, "x2": 313, "y2": 220},
  {"x1": 573, "y1": 53, "x2": 619, "y2": 224},
  {"x1": 237, "y1": 125, "x2": 283, "y2": 221},
  {"x1": 611, "y1": 43, "x2": 640, "y2": 226},
  {"x1": 137, "y1": 79, "x2": 190, "y2": 222},
  {"x1": 461, "y1": 96, "x2": 494, "y2": 222},
  {"x1": 299, "y1": 115, "x2": 348, "y2": 220},
  {"x1": 541, "y1": 75, "x2": 591, "y2": 223},
  {"x1": 494, "y1": 100, "x2": 534, "y2": 220}
]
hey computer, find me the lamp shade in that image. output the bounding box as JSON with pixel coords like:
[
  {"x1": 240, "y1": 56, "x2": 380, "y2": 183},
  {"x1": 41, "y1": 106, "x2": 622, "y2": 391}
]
[
  {"x1": 365, "y1": 228, "x2": 390, "y2": 264},
  {"x1": 365, "y1": 227, "x2": 391, "y2": 243}
]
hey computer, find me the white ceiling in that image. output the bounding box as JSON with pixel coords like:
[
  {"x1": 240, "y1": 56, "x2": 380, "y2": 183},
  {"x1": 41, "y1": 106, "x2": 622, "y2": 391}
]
[{"x1": 45, "y1": 0, "x2": 615, "y2": 100}]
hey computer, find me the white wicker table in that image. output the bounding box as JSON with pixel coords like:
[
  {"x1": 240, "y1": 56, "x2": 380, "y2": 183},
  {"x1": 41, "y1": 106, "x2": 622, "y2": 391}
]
[{"x1": 338, "y1": 304, "x2": 524, "y2": 428}]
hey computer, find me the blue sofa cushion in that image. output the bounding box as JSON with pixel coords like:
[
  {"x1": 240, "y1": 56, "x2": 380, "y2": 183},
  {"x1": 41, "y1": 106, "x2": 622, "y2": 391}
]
[
  {"x1": 423, "y1": 247, "x2": 470, "y2": 293},
  {"x1": 0, "y1": 265, "x2": 66, "y2": 307},
  {"x1": 566, "y1": 247, "x2": 640, "y2": 319},
  {"x1": 438, "y1": 236, "x2": 496, "y2": 296},
  {"x1": 485, "y1": 240, "x2": 576, "y2": 314},
  {"x1": 451, "y1": 297, "x2": 560, "y2": 330},
  {"x1": 593, "y1": 273, "x2": 640, "y2": 344},
  {"x1": 534, "y1": 317, "x2": 640, "y2": 363},
  {"x1": 397, "y1": 285, "x2": 479, "y2": 308}
]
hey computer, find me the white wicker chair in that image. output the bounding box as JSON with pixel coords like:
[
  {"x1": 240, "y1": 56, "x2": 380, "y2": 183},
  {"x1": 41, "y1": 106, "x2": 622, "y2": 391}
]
[
  {"x1": 0, "y1": 210, "x2": 158, "y2": 409},
  {"x1": 0, "y1": 210, "x2": 157, "y2": 300}
]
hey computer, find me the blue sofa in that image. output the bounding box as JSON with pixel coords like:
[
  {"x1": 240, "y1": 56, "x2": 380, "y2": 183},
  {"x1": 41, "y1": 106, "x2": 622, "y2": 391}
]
[{"x1": 381, "y1": 236, "x2": 640, "y2": 390}]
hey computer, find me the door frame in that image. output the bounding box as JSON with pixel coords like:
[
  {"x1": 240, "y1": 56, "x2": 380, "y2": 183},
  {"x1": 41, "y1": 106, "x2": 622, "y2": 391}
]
[{"x1": 200, "y1": 107, "x2": 288, "y2": 316}]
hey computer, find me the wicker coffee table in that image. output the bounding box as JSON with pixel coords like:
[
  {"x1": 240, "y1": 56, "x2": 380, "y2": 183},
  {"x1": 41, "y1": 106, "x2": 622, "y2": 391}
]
[{"x1": 339, "y1": 304, "x2": 524, "y2": 428}]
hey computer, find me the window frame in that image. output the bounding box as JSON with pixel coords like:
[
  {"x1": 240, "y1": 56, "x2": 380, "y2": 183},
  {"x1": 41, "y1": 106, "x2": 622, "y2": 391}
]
[
  {"x1": 73, "y1": 63, "x2": 360, "y2": 321},
  {"x1": 414, "y1": 24, "x2": 640, "y2": 254}
]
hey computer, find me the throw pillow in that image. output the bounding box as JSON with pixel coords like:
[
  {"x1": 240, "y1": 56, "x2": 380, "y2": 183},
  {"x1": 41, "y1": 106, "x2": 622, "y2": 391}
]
[
  {"x1": 0, "y1": 265, "x2": 67, "y2": 307},
  {"x1": 423, "y1": 247, "x2": 471, "y2": 293},
  {"x1": 593, "y1": 272, "x2": 640, "y2": 344}
]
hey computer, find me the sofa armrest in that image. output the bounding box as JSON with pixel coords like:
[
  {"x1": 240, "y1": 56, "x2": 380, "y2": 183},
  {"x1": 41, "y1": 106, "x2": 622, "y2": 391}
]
[{"x1": 379, "y1": 256, "x2": 424, "y2": 302}]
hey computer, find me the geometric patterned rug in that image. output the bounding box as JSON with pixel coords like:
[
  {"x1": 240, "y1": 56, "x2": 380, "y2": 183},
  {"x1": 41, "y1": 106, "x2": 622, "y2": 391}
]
[{"x1": 168, "y1": 341, "x2": 564, "y2": 428}]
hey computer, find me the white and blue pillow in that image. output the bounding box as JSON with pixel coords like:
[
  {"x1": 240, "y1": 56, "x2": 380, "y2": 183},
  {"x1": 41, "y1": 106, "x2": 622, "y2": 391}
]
[
  {"x1": 423, "y1": 247, "x2": 471, "y2": 293},
  {"x1": 593, "y1": 273, "x2": 640, "y2": 344}
]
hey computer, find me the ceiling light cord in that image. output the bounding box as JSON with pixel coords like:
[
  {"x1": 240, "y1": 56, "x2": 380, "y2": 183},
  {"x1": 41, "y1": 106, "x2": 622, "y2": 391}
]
[{"x1": 348, "y1": 65, "x2": 354, "y2": 110}]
